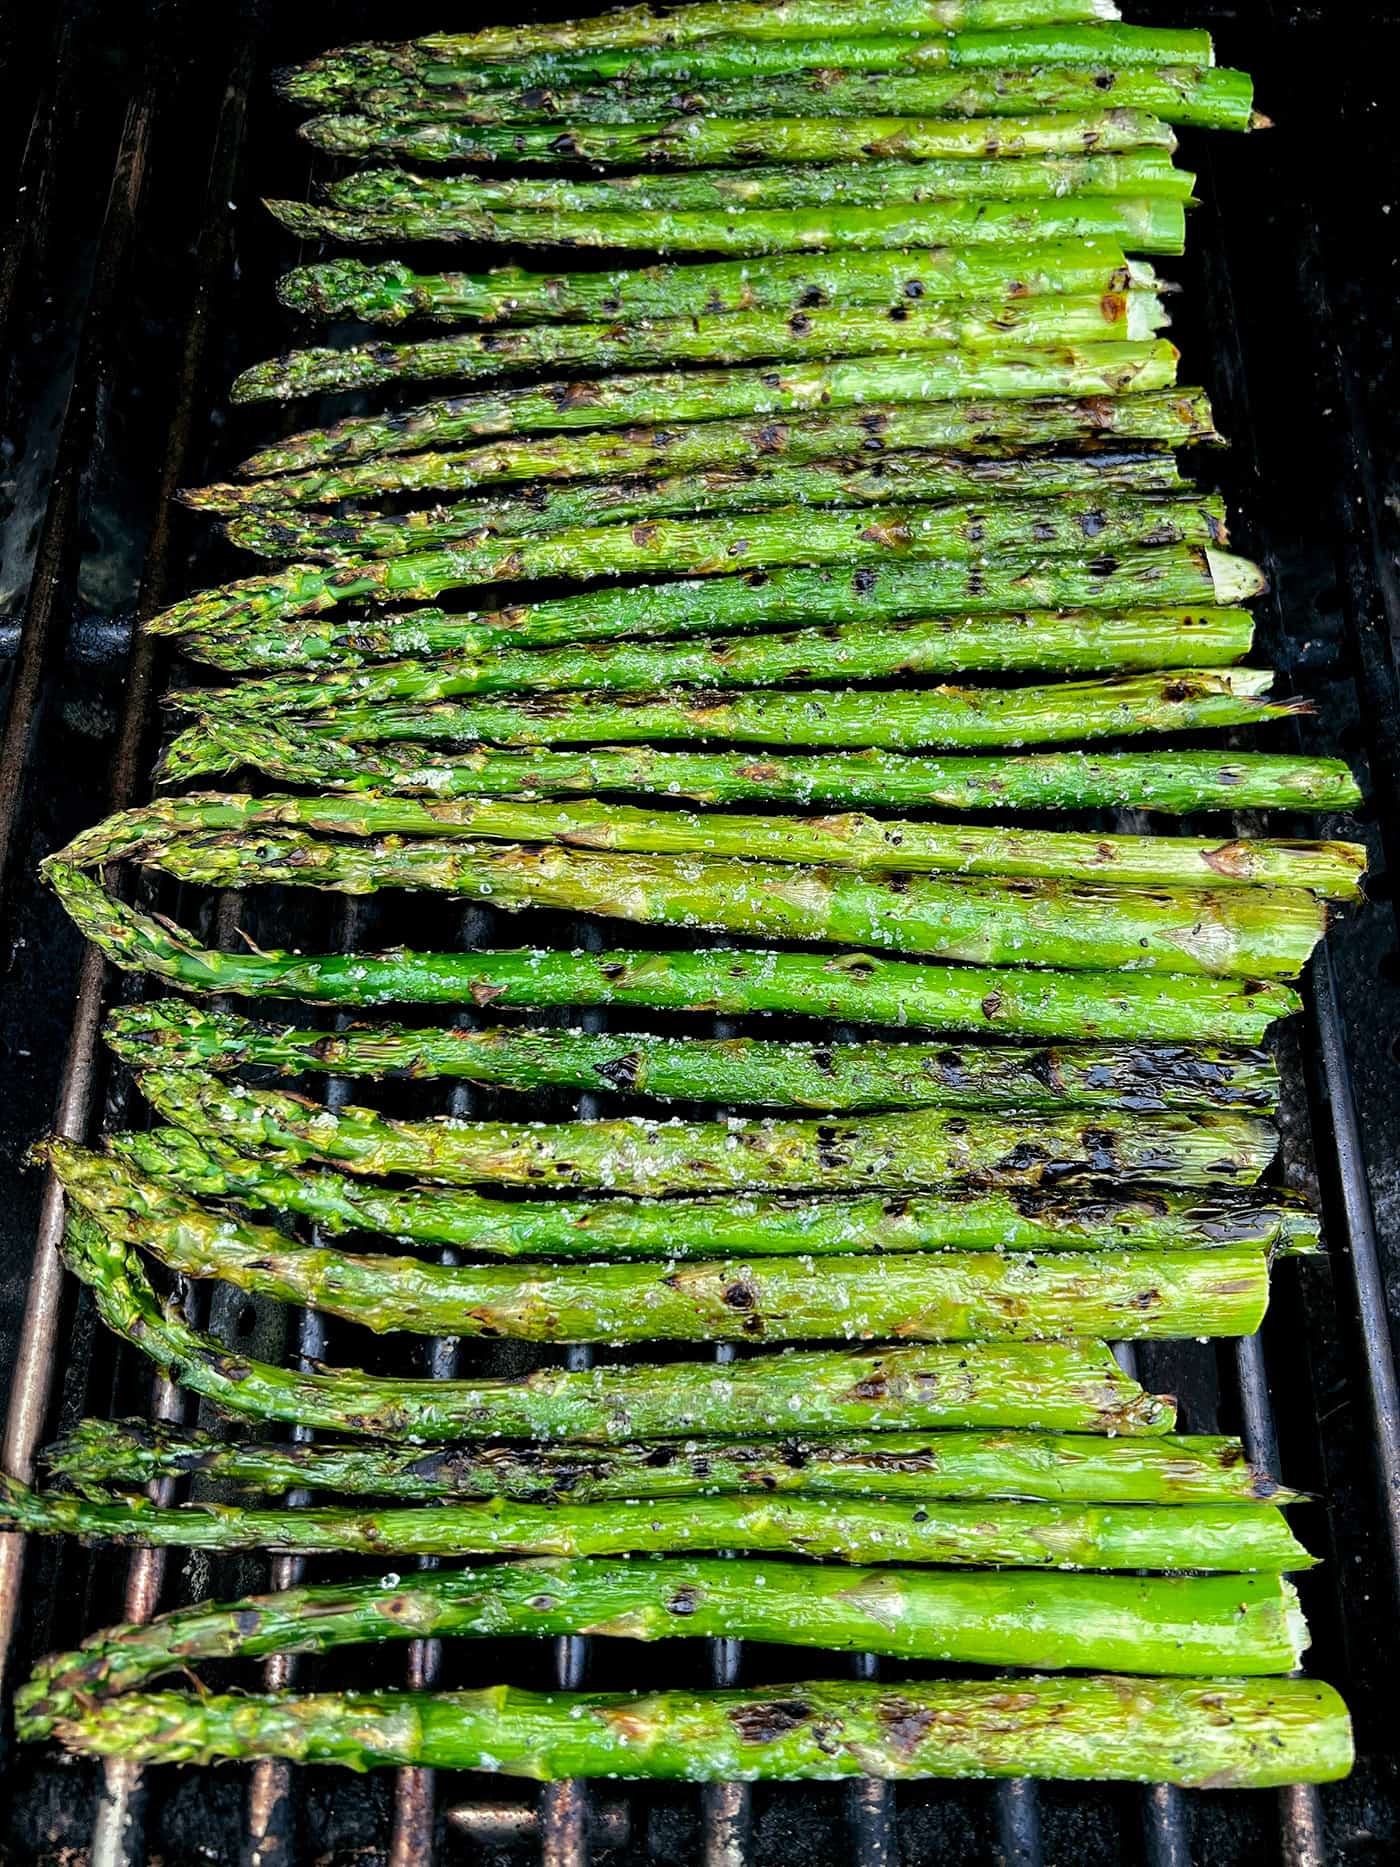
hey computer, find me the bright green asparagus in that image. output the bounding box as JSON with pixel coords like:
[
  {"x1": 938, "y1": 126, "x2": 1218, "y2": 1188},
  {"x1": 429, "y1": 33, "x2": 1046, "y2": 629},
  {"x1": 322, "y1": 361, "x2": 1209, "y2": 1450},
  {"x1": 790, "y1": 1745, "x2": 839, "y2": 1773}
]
[
  {"x1": 16, "y1": 1562, "x2": 1312, "y2": 1729},
  {"x1": 42, "y1": 1418, "x2": 1303, "y2": 1507},
  {"x1": 18, "y1": 1677, "x2": 1354, "y2": 1787},
  {"x1": 0, "y1": 1475, "x2": 1305, "y2": 1569},
  {"x1": 300, "y1": 107, "x2": 1180, "y2": 168},
  {"x1": 150, "y1": 549, "x2": 1258, "y2": 645},
  {"x1": 164, "y1": 729, "x2": 1359, "y2": 819},
  {"x1": 267, "y1": 193, "x2": 1188, "y2": 256},
  {"x1": 221, "y1": 490, "x2": 1223, "y2": 570},
  {"x1": 58, "y1": 811, "x2": 1331, "y2": 978},
  {"x1": 130, "y1": 1068, "x2": 1279, "y2": 1193},
  {"x1": 104, "y1": 999, "x2": 1282, "y2": 1109},
  {"x1": 284, "y1": 28, "x2": 1219, "y2": 102},
  {"x1": 234, "y1": 346, "x2": 1182, "y2": 478},
  {"x1": 325, "y1": 68, "x2": 1251, "y2": 138},
  {"x1": 100, "y1": 788, "x2": 1364, "y2": 897},
  {"x1": 45, "y1": 866, "x2": 1305, "y2": 1038},
  {"x1": 232, "y1": 291, "x2": 1169, "y2": 402},
  {"x1": 280, "y1": 6, "x2": 1137, "y2": 82},
  {"x1": 324, "y1": 151, "x2": 1191, "y2": 215},
  {"x1": 50, "y1": 1143, "x2": 1277, "y2": 1343},
  {"x1": 270, "y1": 244, "x2": 1165, "y2": 329},
  {"x1": 209, "y1": 670, "x2": 1293, "y2": 752},
  {"x1": 59, "y1": 1215, "x2": 1178, "y2": 1437},
  {"x1": 111, "y1": 1124, "x2": 1320, "y2": 1258}
]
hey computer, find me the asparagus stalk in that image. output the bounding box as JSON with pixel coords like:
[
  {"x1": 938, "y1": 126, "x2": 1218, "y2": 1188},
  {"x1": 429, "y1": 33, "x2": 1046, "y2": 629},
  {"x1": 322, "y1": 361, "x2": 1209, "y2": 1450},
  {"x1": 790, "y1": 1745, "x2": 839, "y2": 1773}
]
[
  {"x1": 166, "y1": 728, "x2": 1361, "y2": 820},
  {"x1": 0, "y1": 1475, "x2": 1305, "y2": 1569},
  {"x1": 283, "y1": 5, "x2": 1131, "y2": 76},
  {"x1": 232, "y1": 293, "x2": 1170, "y2": 403},
  {"x1": 52, "y1": 1144, "x2": 1276, "y2": 1343},
  {"x1": 287, "y1": 28, "x2": 1219, "y2": 99},
  {"x1": 104, "y1": 999, "x2": 1283, "y2": 1110},
  {"x1": 72, "y1": 816, "x2": 1330, "y2": 979},
  {"x1": 150, "y1": 546, "x2": 1257, "y2": 645},
  {"x1": 266, "y1": 193, "x2": 1188, "y2": 257},
  {"x1": 170, "y1": 607, "x2": 1273, "y2": 708},
  {"x1": 111, "y1": 1124, "x2": 1321, "y2": 1259},
  {"x1": 46, "y1": 865, "x2": 1303, "y2": 1038},
  {"x1": 43, "y1": 1418, "x2": 1303, "y2": 1507},
  {"x1": 331, "y1": 68, "x2": 1253, "y2": 137},
  {"x1": 300, "y1": 108, "x2": 1180, "y2": 169},
  {"x1": 235, "y1": 342, "x2": 1184, "y2": 479},
  {"x1": 154, "y1": 603, "x2": 1255, "y2": 679},
  {"x1": 201, "y1": 669, "x2": 1296, "y2": 751},
  {"x1": 270, "y1": 244, "x2": 1174, "y2": 330},
  {"x1": 325, "y1": 152, "x2": 1191, "y2": 216},
  {"x1": 278, "y1": 9, "x2": 1130, "y2": 102},
  {"x1": 235, "y1": 341, "x2": 1182, "y2": 477},
  {"x1": 102, "y1": 788, "x2": 1364, "y2": 899},
  {"x1": 58, "y1": 1213, "x2": 1177, "y2": 1437},
  {"x1": 187, "y1": 450, "x2": 1186, "y2": 532},
  {"x1": 184, "y1": 436, "x2": 1208, "y2": 525},
  {"x1": 19, "y1": 1677, "x2": 1354, "y2": 1788},
  {"x1": 183, "y1": 397, "x2": 1217, "y2": 519},
  {"x1": 221, "y1": 491, "x2": 1224, "y2": 571},
  {"x1": 20, "y1": 1564, "x2": 1319, "y2": 1731},
  {"x1": 131, "y1": 1069, "x2": 1278, "y2": 1194}
]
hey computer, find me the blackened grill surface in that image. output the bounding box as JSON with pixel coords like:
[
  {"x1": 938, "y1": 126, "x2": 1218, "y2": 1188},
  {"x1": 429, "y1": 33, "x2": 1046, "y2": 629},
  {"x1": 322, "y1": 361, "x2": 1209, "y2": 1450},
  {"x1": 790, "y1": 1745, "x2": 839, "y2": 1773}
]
[{"x1": 2, "y1": 1, "x2": 1400, "y2": 1862}]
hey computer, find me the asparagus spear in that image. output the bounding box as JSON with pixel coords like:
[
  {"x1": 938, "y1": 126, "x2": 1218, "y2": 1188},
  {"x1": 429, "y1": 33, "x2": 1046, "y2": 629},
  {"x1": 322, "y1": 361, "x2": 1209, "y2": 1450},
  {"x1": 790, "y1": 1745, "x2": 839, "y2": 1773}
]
[
  {"x1": 155, "y1": 603, "x2": 1255, "y2": 679},
  {"x1": 266, "y1": 193, "x2": 1188, "y2": 257},
  {"x1": 230, "y1": 379, "x2": 1198, "y2": 490},
  {"x1": 300, "y1": 108, "x2": 1181, "y2": 169},
  {"x1": 221, "y1": 490, "x2": 1224, "y2": 570},
  {"x1": 167, "y1": 728, "x2": 1360, "y2": 819},
  {"x1": 101, "y1": 788, "x2": 1363, "y2": 899},
  {"x1": 236, "y1": 343, "x2": 1182, "y2": 479},
  {"x1": 19, "y1": 1564, "x2": 1317, "y2": 1729},
  {"x1": 72, "y1": 817, "x2": 1330, "y2": 979},
  {"x1": 104, "y1": 999, "x2": 1283, "y2": 1109},
  {"x1": 284, "y1": 4, "x2": 1130, "y2": 75},
  {"x1": 0, "y1": 1475, "x2": 1305, "y2": 1568},
  {"x1": 53, "y1": 1143, "x2": 1276, "y2": 1343},
  {"x1": 43, "y1": 1418, "x2": 1303, "y2": 1507},
  {"x1": 150, "y1": 548, "x2": 1257, "y2": 646},
  {"x1": 324, "y1": 152, "x2": 1191, "y2": 216},
  {"x1": 19, "y1": 1676, "x2": 1354, "y2": 1788},
  {"x1": 59, "y1": 1214, "x2": 1177, "y2": 1437},
  {"x1": 187, "y1": 448, "x2": 1186, "y2": 530},
  {"x1": 286, "y1": 28, "x2": 1219, "y2": 100},
  {"x1": 203, "y1": 670, "x2": 1295, "y2": 751},
  {"x1": 333, "y1": 68, "x2": 1252, "y2": 137},
  {"x1": 46, "y1": 864, "x2": 1303, "y2": 1038},
  {"x1": 218, "y1": 456, "x2": 1182, "y2": 552},
  {"x1": 232, "y1": 293, "x2": 1170, "y2": 402},
  {"x1": 131, "y1": 1069, "x2": 1278, "y2": 1193},
  {"x1": 111, "y1": 1124, "x2": 1321, "y2": 1259},
  {"x1": 270, "y1": 244, "x2": 1173, "y2": 330},
  {"x1": 185, "y1": 435, "x2": 1206, "y2": 523},
  {"x1": 278, "y1": 8, "x2": 1133, "y2": 100}
]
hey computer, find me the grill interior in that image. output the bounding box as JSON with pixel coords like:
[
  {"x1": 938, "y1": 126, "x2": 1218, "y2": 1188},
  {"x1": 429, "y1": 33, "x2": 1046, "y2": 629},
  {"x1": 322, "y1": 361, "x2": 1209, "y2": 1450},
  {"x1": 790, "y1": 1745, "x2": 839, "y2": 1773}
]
[{"x1": 3, "y1": 2, "x2": 1400, "y2": 1861}]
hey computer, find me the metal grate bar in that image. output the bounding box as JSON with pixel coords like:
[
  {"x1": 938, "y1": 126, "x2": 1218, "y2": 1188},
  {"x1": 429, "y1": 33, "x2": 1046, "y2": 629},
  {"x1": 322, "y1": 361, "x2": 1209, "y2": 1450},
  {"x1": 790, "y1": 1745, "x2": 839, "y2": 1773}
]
[
  {"x1": 1311, "y1": 954, "x2": 1400, "y2": 1594},
  {"x1": 1235, "y1": 1334, "x2": 1328, "y2": 1867}
]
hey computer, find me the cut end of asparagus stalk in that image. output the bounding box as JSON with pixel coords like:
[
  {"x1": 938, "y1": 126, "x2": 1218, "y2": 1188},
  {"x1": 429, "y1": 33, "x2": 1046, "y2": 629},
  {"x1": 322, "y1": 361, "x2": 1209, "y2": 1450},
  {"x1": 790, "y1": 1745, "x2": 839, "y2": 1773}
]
[{"x1": 1207, "y1": 547, "x2": 1268, "y2": 605}]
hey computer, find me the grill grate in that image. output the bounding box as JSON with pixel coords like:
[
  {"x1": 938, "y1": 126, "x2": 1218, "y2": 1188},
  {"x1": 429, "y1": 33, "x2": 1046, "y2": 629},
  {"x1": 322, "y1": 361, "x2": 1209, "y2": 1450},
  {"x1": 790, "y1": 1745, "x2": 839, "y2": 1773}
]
[{"x1": 2, "y1": 3, "x2": 1400, "y2": 1863}]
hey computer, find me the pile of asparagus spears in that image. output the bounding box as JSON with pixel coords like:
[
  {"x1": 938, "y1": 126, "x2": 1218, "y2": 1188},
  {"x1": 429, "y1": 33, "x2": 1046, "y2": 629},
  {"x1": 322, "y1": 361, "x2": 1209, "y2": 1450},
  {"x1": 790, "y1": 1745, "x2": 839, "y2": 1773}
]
[{"x1": 12, "y1": 0, "x2": 1362, "y2": 1791}]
